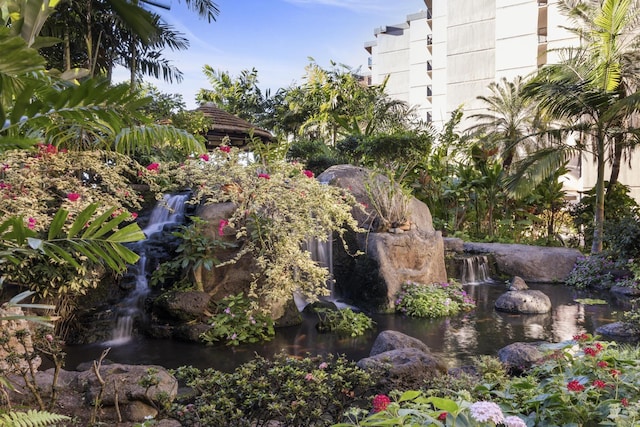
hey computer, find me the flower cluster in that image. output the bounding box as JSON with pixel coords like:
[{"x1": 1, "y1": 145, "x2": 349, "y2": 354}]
[{"x1": 372, "y1": 394, "x2": 391, "y2": 413}]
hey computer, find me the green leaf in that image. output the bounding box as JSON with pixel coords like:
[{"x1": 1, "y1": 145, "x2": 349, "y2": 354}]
[
  {"x1": 426, "y1": 396, "x2": 459, "y2": 413},
  {"x1": 48, "y1": 208, "x2": 68, "y2": 240},
  {"x1": 398, "y1": 390, "x2": 422, "y2": 402},
  {"x1": 108, "y1": 222, "x2": 146, "y2": 243},
  {"x1": 67, "y1": 204, "x2": 98, "y2": 238}
]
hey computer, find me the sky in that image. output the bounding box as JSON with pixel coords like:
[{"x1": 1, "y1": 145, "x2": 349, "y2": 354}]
[{"x1": 113, "y1": 0, "x2": 425, "y2": 109}]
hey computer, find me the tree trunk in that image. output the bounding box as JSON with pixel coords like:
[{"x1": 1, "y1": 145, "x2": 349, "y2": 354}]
[
  {"x1": 606, "y1": 134, "x2": 623, "y2": 196},
  {"x1": 591, "y1": 135, "x2": 606, "y2": 254}
]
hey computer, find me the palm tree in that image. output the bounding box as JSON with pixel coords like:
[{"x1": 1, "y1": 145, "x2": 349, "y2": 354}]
[
  {"x1": 520, "y1": 0, "x2": 640, "y2": 254},
  {"x1": 467, "y1": 76, "x2": 540, "y2": 171}
]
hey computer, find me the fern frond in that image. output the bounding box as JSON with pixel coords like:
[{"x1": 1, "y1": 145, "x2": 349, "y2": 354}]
[{"x1": 0, "y1": 409, "x2": 70, "y2": 427}]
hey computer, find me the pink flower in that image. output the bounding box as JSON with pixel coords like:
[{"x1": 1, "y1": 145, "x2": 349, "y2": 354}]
[
  {"x1": 218, "y1": 219, "x2": 229, "y2": 236},
  {"x1": 303, "y1": 169, "x2": 314, "y2": 178},
  {"x1": 372, "y1": 394, "x2": 391, "y2": 413},
  {"x1": 27, "y1": 217, "x2": 36, "y2": 229},
  {"x1": 622, "y1": 398, "x2": 629, "y2": 407},
  {"x1": 438, "y1": 412, "x2": 447, "y2": 421},
  {"x1": 593, "y1": 379, "x2": 607, "y2": 389},
  {"x1": 45, "y1": 334, "x2": 54, "y2": 342},
  {"x1": 504, "y1": 416, "x2": 527, "y2": 427},
  {"x1": 67, "y1": 193, "x2": 81, "y2": 202},
  {"x1": 318, "y1": 362, "x2": 328, "y2": 369},
  {"x1": 200, "y1": 153, "x2": 210, "y2": 161},
  {"x1": 567, "y1": 380, "x2": 585, "y2": 392},
  {"x1": 597, "y1": 360, "x2": 609, "y2": 368},
  {"x1": 469, "y1": 401, "x2": 504, "y2": 424},
  {"x1": 130, "y1": 212, "x2": 138, "y2": 220},
  {"x1": 305, "y1": 373, "x2": 314, "y2": 381},
  {"x1": 258, "y1": 173, "x2": 270, "y2": 180},
  {"x1": 219, "y1": 145, "x2": 231, "y2": 153},
  {"x1": 146, "y1": 162, "x2": 160, "y2": 172}
]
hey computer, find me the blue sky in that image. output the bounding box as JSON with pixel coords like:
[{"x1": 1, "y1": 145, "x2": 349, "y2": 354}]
[{"x1": 115, "y1": 0, "x2": 424, "y2": 109}]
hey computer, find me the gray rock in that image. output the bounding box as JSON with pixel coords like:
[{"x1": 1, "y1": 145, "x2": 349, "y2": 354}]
[
  {"x1": 596, "y1": 321, "x2": 640, "y2": 338},
  {"x1": 497, "y1": 342, "x2": 544, "y2": 372},
  {"x1": 611, "y1": 285, "x2": 640, "y2": 297},
  {"x1": 77, "y1": 363, "x2": 178, "y2": 407},
  {"x1": 443, "y1": 237, "x2": 464, "y2": 253},
  {"x1": 495, "y1": 290, "x2": 551, "y2": 314},
  {"x1": 124, "y1": 400, "x2": 158, "y2": 422},
  {"x1": 153, "y1": 291, "x2": 211, "y2": 322},
  {"x1": 509, "y1": 276, "x2": 529, "y2": 291},
  {"x1": 357, "y1": 347, "x2": 446, "y2": 377},
  {"x1": 370, "y1": 330, "x2": 432, "y2": 356},
  {"x1": 463, "y1": 242, "x2": 582, "y2": 283}
]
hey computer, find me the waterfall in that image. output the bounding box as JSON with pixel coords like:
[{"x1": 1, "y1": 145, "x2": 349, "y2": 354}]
[
  {"x1": 107, "y1": 193, "x2": 189, "y2": 344},
  {"x1": 293, "y1": 234, "x2": 337, "y2": 311},
  {"x1": 461, "y1": 255, "x2": 492, "y2": 284}
]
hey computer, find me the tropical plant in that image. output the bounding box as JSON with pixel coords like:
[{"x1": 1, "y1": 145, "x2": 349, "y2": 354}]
[
  {"x1": 315, "y1": 307, "x2": 375, "y2": 337},
  {"x1": 395, "y1": 281, "x2": 475, "y2": 318},
  {"x1": 518, "y1": 0, "x2": 640, "y2": 254},
  {"x1": 0, "y1": 409, "x2": 70, "y2": 426},
  {"x1": 199, "y1": 292, "x2": 274, "y2": 346}
]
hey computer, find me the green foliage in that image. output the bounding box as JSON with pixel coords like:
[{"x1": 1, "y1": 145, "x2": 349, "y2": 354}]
[
  {"x1": 0, "y1": 409, "x2": 70, "y2": 427},
  {"x1": 315, "y1": 308, "x2": 375, "y2": 337},
  {"x1": 364, "y1": 171, "x2": 411, "y2": 231},
  {"x1": 171, "y1": 352, "x2": 374, "y2": 426},
  {"x1": 200, "y1": 293, "x2": 275, "y2": 346},
  {"x1": 287, "y1": 138, "x2": 342, "y2": 176},
  {"x1": 151, "y1": 217, "x2": 233, "y2": 291},
  {"x1": 395, "y1": 281, "x2": 475, "y2": 318},
  {"x1": 149, "y1": 144, "x2": 362, "y2": 310},
  {"x1": 565, "y1": 255, "x2": 627, "y2": 290}
]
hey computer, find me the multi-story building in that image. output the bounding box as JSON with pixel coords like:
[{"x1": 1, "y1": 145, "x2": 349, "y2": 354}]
[{"x1": 364, "y1": 0, "x2": 640, "y2": 201}]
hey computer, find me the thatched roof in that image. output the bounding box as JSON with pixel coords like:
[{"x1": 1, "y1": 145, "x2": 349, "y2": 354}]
[{"x1": 197, "y1": 103, "x2": 273, "y2": 148}]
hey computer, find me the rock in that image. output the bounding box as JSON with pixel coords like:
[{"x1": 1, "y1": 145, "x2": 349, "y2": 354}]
[
  {"x1": 611, "y1": 285, "x2": 640, "y2": 297},
  {"x1": 497, "y1": 342, "x2": 544, "y2": 373},
  {"x1": 357, "y1": 348, "x2": 446, "y2": 378},
  {"x1": 463, "y1": 242, "x2": 582, "y2": 283},
  {"x1": 596, "y1": 321, "x2": 640, "y2": 339},
  {"x1": 320, "y1": 164, "x2": 446, "y2": 312},
  {"x1": 124, "y1": 401, "x2": 158, "y2": 422},
  {"x1": 173, "y1": 323, "x2": 211, "y2": 342},
  {"x1": 509, "y1": 276, "x2": 529, "y2": 291},
  {"x1": 0, "y1": 305, "x2": 41, "y2": 372},
  {"x1": 369, "y1": 330, "x2": 432, "y2": 356},
  {"x1": 153, "y1": 291, "x2": 211, "y2": 322},
  {"x1": 495, "y1": 290, "x2": 551, "y2": 314},
  {"x1": 443, "y1": 237, "x2": 464, "y2": 253},
  {"x1": 77, "y1": 363, "x2": 178, "y2": 407}
]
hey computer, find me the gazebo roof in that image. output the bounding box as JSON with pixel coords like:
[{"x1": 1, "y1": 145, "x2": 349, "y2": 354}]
[{"x1": 197, "y1": 103, "x2": 273, "y2": 148}]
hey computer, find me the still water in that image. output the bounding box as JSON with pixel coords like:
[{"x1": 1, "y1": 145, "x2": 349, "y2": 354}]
[{"x1": 64, "y1": 282, "x2": 629, "y2": 372}]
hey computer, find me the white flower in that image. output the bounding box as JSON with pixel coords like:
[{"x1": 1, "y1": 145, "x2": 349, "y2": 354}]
[
  {"x1": 504, "y1": 415, "x2": 527, "y2": 427},
  {"x1": 469, "y1": 401, "x2": 505, "y2": 424}
]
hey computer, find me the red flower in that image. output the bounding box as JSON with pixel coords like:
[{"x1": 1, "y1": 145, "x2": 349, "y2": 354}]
[
  {"x1": 218, "y1": 219, "x2": 229, "y2": 236},
  {"x1": 67, "y1": 193, "x2": 81, "y2": 202},
  {"x1": 258, "y1": 173, "x2": 270, "y2": 180},
  {"x1": 597, "y1": 361, "x2": 609, "y2": 368},
  {"x1": 219, "y1": 145, "x2": 231, "y2": 153},
  {"x1": 593, "y1": 379, "x2": 607, "y2": 389},
  {"x1": 27, "y1": 217, "x2": 36, "y2": 230},
  {"x1": 303, "y1": 169, "x2": 314, "y2": 178},
  {"x1": 622, "y1": 398, "x2": 629, "y2": 407},
  {"x1": 200, "y1": 153, "x2": 210, "y2": 161},
  {"x1": 610, "y1": 369, "x2": 621, "y2": 378},
  {"x1": 146, "y1": 162, "x2": 160, "y2": 172},
  {"x1": 567, "y1": 380, "x2": 585, "y2": 392},
  {"x1": 595, "y1": 342, "x2": 604, "y2": 351},
  {"x1": 131, "y1": 212, "x2": 138, "y2": 220},
  {"x1": 573, "y1": 333, "x2": 590, "y2": 342},
  {"x1": 372, "y1": 394, "x2": 391, "y2": 413},
  {"x1": 584, "y1": 347, "x2": 598, "y2": 357},
  {"x1": 438, "y1": 412, "x2": 447, "y2": 421}
]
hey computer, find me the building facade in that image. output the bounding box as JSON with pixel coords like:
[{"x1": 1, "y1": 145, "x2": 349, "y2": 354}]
[{"x1": 364, "y1": 0, "x2": 640, "y2": 201}]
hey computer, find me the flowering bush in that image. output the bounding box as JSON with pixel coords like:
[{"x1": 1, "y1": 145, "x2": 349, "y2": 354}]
[
  {"x1": 146, "y1": 143, "x2": 362, "y2": 312},
  {"x1": 171, "y1": 353, "x2": 373, "y2": 426},
  {"x1": 565, "y1": 255, "x2": 628, "y2": 289},
  {"x1": 199, "y1": 293, "x2": 274, "y2": 346},
  {"x1": 395, "y1": 281, "x2": 475, "y2": 318},
  {"x1": 315, "y1": 307, "x2": 375, "y2": 337}
]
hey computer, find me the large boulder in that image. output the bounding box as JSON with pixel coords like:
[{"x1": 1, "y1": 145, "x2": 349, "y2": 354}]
[
  {"x1": 152, "y1": 291, "x2": 211, "y2": 322},
  {"x1": 497, "y1": 342, "x2": 545, "y2": 373},
  {"x1": 495, "y1": 289, "x2": 552, "y2": 314},
  {"x1": 369, "y1": 330, "x2": 432, "y2": 356},
  {"x1": 596, "y1": 322, "x2": 640, "y2": 340},
  {"x1": 463, "y1": 242, "x2": 582, "y2": 283},
  {"x1": 318, "y1": 165, "x2": 447, "y2": 311}
]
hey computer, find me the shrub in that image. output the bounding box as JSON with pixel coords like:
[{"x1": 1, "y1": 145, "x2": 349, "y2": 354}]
[
  {"x1": 170, "y1": 353, "x2": 374, "y2": 426},
  {"x1": 565, "y1": 255, "x2": 628, "y2": 289},
  {"x1": 200, "y1": 293, "x2": 274, "y2": 346},
  {"x1": 315, "y1": 308, "x2": 375, "y2": 337},
  {"x1": 395, "y1": 281, "x2": 475, "y2": 318}
]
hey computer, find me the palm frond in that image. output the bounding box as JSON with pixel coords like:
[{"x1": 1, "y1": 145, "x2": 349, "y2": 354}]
[
  {"x1": 504, "y1": 147, "x2": 577, "y2": 198},
  {"x1": 114, "y1": 124, "x2": 206, "y2": 155}
]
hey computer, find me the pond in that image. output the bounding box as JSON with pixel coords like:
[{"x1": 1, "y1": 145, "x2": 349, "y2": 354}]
[{"x1": 64, "y1": 282, "x2": 629, "y2": 372}]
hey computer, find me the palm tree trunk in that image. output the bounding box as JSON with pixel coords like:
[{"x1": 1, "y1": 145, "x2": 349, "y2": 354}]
[
  {"x1": 64, "y1": 27, "x2": 71, "y2": 71},
  {"x1": 606, "y1": 134, "x2": 623, "y2": 196},
  {"x1": 591, "y1": 135, "x2": 606, "y2": 254}
]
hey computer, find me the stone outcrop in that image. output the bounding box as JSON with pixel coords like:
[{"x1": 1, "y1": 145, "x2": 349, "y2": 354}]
[
  {"x1": 464, "y1": 242, "x2": 581, "y2": 283},
  {"x1": 357, "y1": 331, "x2": 446, "y2": 389},
  {"x1": 8, "y1": 363, "x2": 178, "y2": 425},
  {"x1": 497, "y1": 342, "x2": 545, "y2": 373},
  {"x1": 596, "y1": 322, "x2": 640, "y2": 340},
  {"x1": 495, "y1": 277, "x2": 552, "y2": 314},
  {"x1": 0, "y1": 305, "x2": 41, "y2": 372},
  {"x1": 318, "y1": 165, "x2": 447, "y2": 311}
]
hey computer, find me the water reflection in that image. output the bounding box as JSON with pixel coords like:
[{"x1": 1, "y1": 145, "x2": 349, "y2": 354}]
[{"x1": 64, "y1": 283, "x2": 627, "y2": 372}]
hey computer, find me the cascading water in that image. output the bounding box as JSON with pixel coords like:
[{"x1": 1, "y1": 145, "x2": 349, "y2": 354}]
[
  {"x1": 293, "y1": 234, "x2": 338, "y2": 311},
  {"x1": 107, "y1": 193, "x2": 189, "y2": 344},
  {"x1": 460, "y1": 255, "x2": 492, "y2": 284}
]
